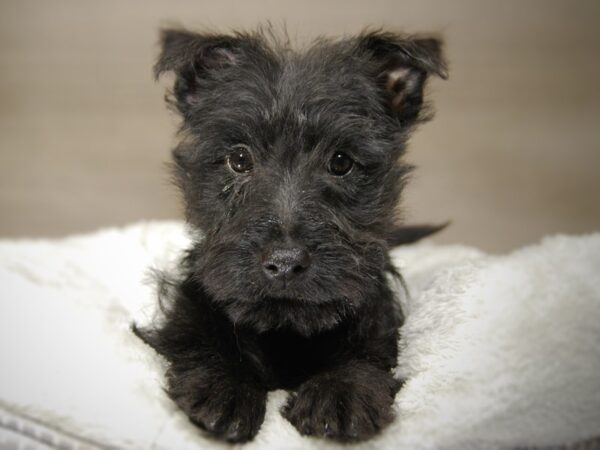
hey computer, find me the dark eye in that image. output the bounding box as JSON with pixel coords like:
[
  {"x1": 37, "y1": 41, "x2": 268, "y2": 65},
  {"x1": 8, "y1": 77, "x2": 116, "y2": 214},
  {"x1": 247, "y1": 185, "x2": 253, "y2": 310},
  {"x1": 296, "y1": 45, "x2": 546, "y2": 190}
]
[
  {"x1": 328, "y1": 152, "x2": 354, "y2": 176},
  {"x1": 227, "y1": 145, "x2": 253, "y2": 173}
]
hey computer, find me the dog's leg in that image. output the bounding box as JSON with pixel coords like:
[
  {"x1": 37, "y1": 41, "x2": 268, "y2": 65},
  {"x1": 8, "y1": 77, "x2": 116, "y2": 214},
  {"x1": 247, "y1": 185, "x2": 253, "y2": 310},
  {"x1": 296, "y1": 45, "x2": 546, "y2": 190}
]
[
  {"x1": 133, "y1": 277, "x2": 268, "y2": 443},
  {"x1": 163, "y1": 354, "x2": 267, "y2": 442},
  {"x1": 280, "y1": 293, "x2": 402, "y2": 441},
  {"x1": 281, "y1": 359, "x2": 401, "y2": 441}
]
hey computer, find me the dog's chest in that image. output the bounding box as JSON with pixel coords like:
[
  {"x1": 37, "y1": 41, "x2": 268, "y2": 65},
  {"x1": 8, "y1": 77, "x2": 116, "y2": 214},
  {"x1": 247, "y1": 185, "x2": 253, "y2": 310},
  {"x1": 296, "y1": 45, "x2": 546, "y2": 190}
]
[{"x1": 246, "y1": 326, "x2": 352, "y2": 389}]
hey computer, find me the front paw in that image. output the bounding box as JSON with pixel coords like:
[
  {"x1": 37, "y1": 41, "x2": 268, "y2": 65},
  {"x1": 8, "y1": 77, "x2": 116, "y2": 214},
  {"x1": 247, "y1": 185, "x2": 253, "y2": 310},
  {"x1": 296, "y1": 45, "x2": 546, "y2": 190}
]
[
  {"x1": 168, "y1": 369, "x2": 267, "y2": 443},
  {"x1": 281, "y1": 364, "x2": 400, "y2": 441}
]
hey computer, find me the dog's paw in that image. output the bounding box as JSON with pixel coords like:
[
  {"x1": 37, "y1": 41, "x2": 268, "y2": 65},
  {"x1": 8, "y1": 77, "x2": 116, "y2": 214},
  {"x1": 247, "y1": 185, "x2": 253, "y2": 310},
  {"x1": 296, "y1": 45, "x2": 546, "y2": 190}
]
[
  {"x1": 281, "y1": 363, "x2": 401, "y2": 441},
  {"x1": 169, "y1": 374, "x2": 267, "y2": 443}
]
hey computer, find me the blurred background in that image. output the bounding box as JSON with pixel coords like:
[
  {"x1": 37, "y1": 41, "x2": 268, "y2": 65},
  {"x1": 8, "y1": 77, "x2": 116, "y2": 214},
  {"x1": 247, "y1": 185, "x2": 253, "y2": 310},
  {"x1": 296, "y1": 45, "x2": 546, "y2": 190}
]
[{"x1": 0, "y1": 0, "x2": 598, "y2": 252}]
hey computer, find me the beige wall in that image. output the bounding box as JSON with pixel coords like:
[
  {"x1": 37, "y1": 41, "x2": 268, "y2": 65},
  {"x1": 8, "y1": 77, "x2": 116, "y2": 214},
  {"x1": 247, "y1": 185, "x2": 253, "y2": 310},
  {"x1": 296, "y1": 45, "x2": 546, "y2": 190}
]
[{"x1": 1, "y1": 0, "x2": 599, "y2": 252}]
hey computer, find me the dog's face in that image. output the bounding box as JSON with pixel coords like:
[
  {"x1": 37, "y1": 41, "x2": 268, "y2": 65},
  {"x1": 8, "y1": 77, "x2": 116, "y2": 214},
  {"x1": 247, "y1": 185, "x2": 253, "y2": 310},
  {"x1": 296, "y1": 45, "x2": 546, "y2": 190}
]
[{"x1": 156, "y1": 29, "x2": 446, "y2": 335}]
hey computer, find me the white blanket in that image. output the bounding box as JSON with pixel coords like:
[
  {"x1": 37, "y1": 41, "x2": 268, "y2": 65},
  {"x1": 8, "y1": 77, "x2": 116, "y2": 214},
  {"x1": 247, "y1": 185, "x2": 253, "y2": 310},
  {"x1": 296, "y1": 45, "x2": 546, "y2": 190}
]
[{"x1": 0, "y1": 222, "x2": 598, "y2": 450}]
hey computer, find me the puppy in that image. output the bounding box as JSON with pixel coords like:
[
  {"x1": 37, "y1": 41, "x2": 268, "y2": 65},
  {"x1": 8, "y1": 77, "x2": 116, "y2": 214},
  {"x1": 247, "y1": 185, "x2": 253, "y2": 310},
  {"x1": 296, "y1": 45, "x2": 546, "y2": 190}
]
[{"x1": 134, "y1": 27, "x2": 447, "y2": 443}]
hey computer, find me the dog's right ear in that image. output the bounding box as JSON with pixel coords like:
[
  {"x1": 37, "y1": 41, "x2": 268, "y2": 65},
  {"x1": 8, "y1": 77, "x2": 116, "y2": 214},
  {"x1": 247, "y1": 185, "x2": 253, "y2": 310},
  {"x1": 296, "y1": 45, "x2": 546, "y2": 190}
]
[
  {"x1": 357, "y1": 31, "x2": 448, "y2": 125},
  {"x1": 154, "y1": 28, "x2": 258, "y2": 116}
]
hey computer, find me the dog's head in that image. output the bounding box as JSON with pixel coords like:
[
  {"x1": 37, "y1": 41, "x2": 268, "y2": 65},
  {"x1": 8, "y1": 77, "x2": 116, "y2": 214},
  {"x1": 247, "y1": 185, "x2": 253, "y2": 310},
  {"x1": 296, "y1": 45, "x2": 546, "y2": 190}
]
[{"x1": 156, "y1": 28, "x2": 446, "y2": 335}]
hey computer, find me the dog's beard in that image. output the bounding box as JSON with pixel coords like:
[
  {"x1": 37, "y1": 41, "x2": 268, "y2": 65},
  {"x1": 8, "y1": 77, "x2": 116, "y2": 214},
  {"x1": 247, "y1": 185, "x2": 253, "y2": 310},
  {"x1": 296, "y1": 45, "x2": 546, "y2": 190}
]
[{"x1": 192, "y1": 237, "x2": 387, "y2": 336}]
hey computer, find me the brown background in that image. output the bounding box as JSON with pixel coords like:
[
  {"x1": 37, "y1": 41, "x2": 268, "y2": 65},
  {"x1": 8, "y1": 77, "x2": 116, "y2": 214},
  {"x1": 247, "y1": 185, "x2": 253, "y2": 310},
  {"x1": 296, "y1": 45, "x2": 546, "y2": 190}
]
[{"x1": 1, "y1": 0, "x2": 599, "y2": 252}]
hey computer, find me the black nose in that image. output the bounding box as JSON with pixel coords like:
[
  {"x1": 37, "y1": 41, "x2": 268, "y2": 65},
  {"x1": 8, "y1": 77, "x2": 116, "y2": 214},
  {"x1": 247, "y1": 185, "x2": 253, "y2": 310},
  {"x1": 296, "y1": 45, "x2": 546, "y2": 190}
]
[{"x1": 262, "y1": 247, "x2": 311, "y2": 281}]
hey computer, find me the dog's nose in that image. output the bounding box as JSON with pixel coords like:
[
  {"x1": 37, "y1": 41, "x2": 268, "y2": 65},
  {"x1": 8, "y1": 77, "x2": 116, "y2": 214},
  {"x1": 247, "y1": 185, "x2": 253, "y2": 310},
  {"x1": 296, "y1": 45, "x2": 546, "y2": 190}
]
[{"x1": 262, "y1": 247, "x2": 311, "y2": 282}]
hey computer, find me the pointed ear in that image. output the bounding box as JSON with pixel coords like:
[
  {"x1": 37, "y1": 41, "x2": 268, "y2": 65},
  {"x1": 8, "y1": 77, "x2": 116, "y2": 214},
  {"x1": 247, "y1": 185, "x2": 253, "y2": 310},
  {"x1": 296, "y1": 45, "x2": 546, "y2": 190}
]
[
  {"x1": 153, "y1": 28, "x2": 255, "y2": 115},
  {"x1": 358, "y1": 31, "x2": 448, "y2": 124}
]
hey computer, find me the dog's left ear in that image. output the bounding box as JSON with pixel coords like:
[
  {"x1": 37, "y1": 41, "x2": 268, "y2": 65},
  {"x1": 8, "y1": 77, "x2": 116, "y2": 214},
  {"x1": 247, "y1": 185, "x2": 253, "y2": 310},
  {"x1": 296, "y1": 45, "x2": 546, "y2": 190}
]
[
  {"x1": 358, "y1": 31, "x2": 448, "y2": 124},
  {"x1": 153, "y1": 28, "x2": 265, "y2": 116}
]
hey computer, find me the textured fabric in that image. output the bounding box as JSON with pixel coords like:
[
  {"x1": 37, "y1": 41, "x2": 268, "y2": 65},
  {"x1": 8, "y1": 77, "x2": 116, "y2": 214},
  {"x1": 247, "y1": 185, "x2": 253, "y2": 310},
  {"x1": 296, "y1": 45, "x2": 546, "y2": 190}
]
[
  {"x1": 0, "y1": 222, "x2": 599, "y2": 449},
  {"x1": 0, "y1": 408, "x2": 100, "y2": 450}
]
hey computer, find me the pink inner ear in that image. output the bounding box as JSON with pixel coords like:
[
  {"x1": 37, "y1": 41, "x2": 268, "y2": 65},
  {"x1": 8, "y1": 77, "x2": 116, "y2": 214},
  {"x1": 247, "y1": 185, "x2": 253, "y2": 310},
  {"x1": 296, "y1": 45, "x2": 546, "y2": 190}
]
[
  {"x1": 386, "y1": 67, "x2": 420, "y2": 110},
  {"x1": 210, "y1": 47, "x2": 238, "y2": 67}
]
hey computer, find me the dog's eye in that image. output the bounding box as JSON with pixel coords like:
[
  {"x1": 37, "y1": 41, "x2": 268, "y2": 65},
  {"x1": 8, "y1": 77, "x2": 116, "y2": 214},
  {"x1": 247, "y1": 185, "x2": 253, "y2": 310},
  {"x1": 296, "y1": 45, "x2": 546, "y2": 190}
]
[
  {"x1": 328, "y1": 152, "x2": 354, "y2": 176},
  {"x1": 227, "y1": 145, "x2": 253, "y2": 173}
]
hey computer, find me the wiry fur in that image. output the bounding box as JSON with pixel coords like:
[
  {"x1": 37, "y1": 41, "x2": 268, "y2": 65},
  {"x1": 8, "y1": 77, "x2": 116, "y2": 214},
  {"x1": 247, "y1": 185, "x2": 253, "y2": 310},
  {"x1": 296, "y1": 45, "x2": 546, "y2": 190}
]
[{"x1": 133, "y1": 26, "x2": 447, "y2": 443}]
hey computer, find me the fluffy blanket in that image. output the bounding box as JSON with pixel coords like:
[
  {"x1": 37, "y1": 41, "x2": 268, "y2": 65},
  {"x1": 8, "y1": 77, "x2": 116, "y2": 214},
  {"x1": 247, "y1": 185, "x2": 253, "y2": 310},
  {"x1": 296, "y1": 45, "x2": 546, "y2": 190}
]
[{"x1": 0, "y1": 222, "x2": 598, "y2": 450}]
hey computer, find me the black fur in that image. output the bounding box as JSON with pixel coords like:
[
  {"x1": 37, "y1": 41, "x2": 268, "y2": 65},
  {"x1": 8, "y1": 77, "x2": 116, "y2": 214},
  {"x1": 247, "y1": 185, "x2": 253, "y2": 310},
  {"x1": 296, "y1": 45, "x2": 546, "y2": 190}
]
[{"x1": 133, "y1": 27, "x2": 447, "y2": 443}]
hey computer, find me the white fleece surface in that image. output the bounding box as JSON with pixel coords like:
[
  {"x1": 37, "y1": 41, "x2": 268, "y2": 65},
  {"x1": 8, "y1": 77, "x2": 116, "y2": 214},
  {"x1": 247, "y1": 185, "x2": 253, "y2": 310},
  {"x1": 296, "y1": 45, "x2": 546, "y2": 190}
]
[{"x1": 0, "y1": 222, "x2": 599, "y2": 450}]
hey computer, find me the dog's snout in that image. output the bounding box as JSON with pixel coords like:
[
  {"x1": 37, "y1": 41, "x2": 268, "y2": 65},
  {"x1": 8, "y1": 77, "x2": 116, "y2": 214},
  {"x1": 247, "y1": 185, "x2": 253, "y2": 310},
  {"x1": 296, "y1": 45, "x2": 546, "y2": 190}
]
[{"x1": 262, "y1": 247, "x2": 311, "y2": 281}]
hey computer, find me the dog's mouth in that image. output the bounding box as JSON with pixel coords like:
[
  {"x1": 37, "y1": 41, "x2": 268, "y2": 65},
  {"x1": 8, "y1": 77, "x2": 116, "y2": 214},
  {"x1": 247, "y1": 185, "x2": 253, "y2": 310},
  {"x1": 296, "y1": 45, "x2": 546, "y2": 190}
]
[
  {"x1": 222, "y1": 293, "x2": 356, "y2": 336},
  {"x1": 258, "y1": 281, "x2": 313, "y2": 302},
  {"x1": 259, "y1": 293, "x2": 320, "y2": 306},
  {"x1": 262, "y1": 291, "x2": 302, "y2": 301},
  {"x1": 257, "y1": 272, "x2": 348, "y2": 306}
]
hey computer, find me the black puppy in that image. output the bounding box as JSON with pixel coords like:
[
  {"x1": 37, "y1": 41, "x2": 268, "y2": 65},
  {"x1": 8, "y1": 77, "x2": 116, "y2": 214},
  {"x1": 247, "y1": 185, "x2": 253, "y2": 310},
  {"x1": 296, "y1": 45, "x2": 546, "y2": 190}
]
[{"x1": 134, "y1": 27, "x2": 446, "y2": 443}]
